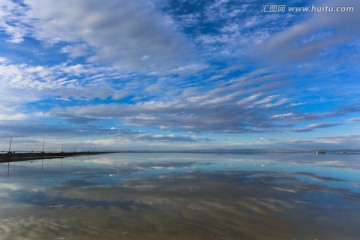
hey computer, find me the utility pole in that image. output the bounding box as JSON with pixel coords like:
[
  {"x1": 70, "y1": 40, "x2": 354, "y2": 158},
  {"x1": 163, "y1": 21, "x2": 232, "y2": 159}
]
[
  {"x1": 41, "y1": 141, "x2": 45, "y2": 170},
  {"x1": 8, "y1": 137, "x2": 12, "y2": 153},
  {"x1": 73, "y1": 146, "x2": 76, "y2": 163},
  {"x1": 7, "y1": 137, "x2": 12, "y2": 175}
]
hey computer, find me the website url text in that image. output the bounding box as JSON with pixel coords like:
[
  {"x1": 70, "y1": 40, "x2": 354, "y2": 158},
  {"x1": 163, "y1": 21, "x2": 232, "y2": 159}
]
[{"x1": 261, "y1": 5, "x2": 354, "y2": 13}]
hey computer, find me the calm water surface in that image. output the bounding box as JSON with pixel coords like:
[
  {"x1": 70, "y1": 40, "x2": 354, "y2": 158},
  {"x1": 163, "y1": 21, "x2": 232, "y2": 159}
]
[{"x1": 0, "y1": 153, "x2": 359, "y2": 240}]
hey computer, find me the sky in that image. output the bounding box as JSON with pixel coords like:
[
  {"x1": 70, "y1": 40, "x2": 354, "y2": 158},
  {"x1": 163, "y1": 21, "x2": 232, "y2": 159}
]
[{"x1": 0, "y1": 0, "x2": 359, "y2": 151}]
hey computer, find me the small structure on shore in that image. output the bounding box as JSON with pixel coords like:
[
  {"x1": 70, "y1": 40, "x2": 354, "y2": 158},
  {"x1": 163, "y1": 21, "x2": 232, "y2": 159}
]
[{"x1": 315, "y1": 151, "x2": 326, "y2": 155}]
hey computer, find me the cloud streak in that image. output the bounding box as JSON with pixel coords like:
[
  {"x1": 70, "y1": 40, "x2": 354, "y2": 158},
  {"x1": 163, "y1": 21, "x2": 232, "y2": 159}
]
[
  {"x1": 50, "y1": 68, "x2": 295, "y2": 133},
  {"x1": 292, "y1": 123, "x2": 342, "y2": 132}
]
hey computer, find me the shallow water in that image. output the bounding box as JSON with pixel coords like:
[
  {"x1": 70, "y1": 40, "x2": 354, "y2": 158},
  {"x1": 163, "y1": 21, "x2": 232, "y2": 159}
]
[{"x1": 0, "y1": 153, "x2": 359, "y2": 240}]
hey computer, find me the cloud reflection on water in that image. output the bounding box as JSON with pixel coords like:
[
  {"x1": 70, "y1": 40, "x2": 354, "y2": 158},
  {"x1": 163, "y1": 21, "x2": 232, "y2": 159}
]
[{"x1": 0, "y1": 153, "x2": 359, "y2": 239}]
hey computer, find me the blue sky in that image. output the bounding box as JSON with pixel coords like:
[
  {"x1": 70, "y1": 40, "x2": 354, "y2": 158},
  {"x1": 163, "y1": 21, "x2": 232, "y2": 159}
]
[{"x1": 0, "y1": 0, "x2": 359, "y2": 151}]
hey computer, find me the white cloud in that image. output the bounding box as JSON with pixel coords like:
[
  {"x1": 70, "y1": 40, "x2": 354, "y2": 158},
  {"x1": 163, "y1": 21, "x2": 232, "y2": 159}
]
[
  {"x1": 281, "y1": 134, "x2": 360, "y2": 150},
  {"x1": 255, "y1": 0, "x2": 360, "y2": 63},
  {"x1": 170, "y1": 63, "x2": 208, "y2": 74},
  {"x1": 253, "y1": 95, "x2": 278, "y2": 105},
  {"x1": 0, "y1": 0, "x2": 28, "y2": 43},
  {"x1": 0, "y1": 55, "x2": 147, "y2": 103},
  {"x1": 46, "y1": 67, "x2": 297, "y2": 133},
  {"x1": 1, "y1": 0, "x2": 196, "y2": 73},
  {"x1": 61, "y1": 44, "x2": 90, "y2": 58},
  {"x1": 293, "y1": 122, "x2": 341, "y2": 132},
  {"x1": 270, "y1": 113, "x2": 294, "y2": 119},
  {"x1": 0, "y1": 113, "x2": 27, "y2": 121},
  {"x1": 0, "y1": 56, "x2": 140, "y2": 121},
  {"x1": 347, "y1": 118, "x2": 360, "y2": 123}
]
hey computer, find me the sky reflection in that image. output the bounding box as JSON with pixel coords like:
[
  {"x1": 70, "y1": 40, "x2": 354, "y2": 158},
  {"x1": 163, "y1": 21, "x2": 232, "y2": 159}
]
[{"x1": 0, "y1": 153, "x2": 359, "y2": 240}]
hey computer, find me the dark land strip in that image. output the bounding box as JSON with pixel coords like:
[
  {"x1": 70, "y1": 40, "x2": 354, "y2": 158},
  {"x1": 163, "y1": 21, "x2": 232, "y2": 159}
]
[{"x1": 0, "y1": 152, "x2": 114, "y2": 163}]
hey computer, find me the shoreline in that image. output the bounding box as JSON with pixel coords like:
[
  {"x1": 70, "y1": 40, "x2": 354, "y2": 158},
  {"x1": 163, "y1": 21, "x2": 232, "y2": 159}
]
[
  {"x1": 0, "y1": 152, "x2": 114, "y2": 163},
  {"x1": 1, "y1": 150, "x2": 359, "y2": 163}
]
